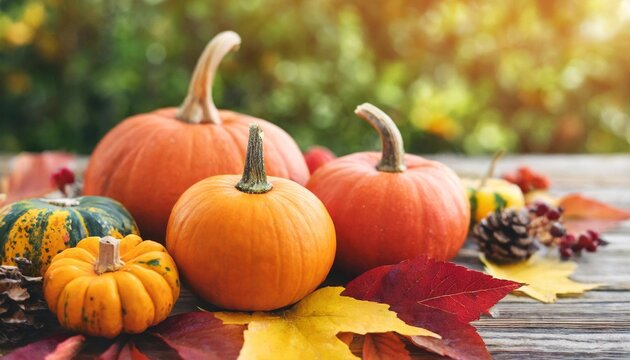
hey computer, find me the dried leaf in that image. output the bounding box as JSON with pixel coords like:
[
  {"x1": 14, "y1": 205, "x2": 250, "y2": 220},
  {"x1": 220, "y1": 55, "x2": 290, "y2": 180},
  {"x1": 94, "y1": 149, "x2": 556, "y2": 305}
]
[
  {"x1": 1, "y1": 152, "x2": 75, "y2": 206},
  {"x1": 563, "y1": 219, "x2": 620, "y2": 235},
  {"x1": 559, "y1": 193, "x2": 630, "y2": 220},
  {"x1": 481, "y1": 254, "x2": 601, "y2": 303},
  {"x1": 4, "y1": 334, "x2": 85, "y2": 360},
  {"x1": 152, "y1": 312, "x2": 244, "y2": 360},
  {"x1": 216, "y1": 286, "x2": 437, "y2": 360},
  {"x1": 558, "y1": 193, "x2": 630, "y2": 233},
  {"x1": 410, "y1": 318, "x2": 486, "y2": 360},
  {"x1": 363, "y1": 333, "x2": 411, "y2": 360},
  {"x1": 343, "y1": 257, "x2": 521, "y2": 360},
  {"x1": 337, "y1": 332, "x2": 354, "y2": 346}
]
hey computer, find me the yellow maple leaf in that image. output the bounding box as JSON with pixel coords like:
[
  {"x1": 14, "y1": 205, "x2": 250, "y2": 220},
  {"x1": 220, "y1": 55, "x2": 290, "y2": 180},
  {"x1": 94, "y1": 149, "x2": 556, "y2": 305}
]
[
  {"x1": 215, "y1": 286, "x2": 438, "y2": 360},
  {"x1": 480, "y1": 254, "x2": 601, "y2": 303}
]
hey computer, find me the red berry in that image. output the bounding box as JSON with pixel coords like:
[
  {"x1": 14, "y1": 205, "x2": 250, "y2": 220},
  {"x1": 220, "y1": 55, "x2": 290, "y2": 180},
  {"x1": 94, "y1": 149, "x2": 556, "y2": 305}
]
[
  {"x1": 560, "y1": 234, "x2": 576, "y2": 247},
  {"x1": 550, "y1": 222, "x2": 565, "y2": 237},
  {"x1": 587, "y1": 230, "x2": 599, "y2": 241},
  {"x1": 585, "y1": 241, "x2": 598, "y2": 252},
  {"x1": 546, "y1": 210, "x2": 561, "y2": 220},
  {"x1": 578, "y1": 234, "x2": 592, "y2": 246},
  {"x1": 502, "y1": 166, "x2": 551, "y2": 193},
  {"x1": 531, "y1": 174, "x2": 551, "y2": 190},
  {"x1": 535, "y1": 202, "x2": 550, "y2": 216},
  {"x1": 560, "y1": 247, "x2": 573, "y2": 259}
]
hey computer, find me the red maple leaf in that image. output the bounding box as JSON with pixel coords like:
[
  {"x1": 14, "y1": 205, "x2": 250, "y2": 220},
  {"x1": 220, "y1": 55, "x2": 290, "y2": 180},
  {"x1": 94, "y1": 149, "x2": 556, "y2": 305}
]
[
  {"x1": 151, "y1": 312, "x2": 245, "y2": 360},
  {"x1": 362, "y1": 332, "x2": 411, "y2": 360},
  {"x1": 343, "y1": 257, "x2": 521, "y2": 360},
  {"x1": 3, "y1": 334, "x2": 85, "y2": 360}
]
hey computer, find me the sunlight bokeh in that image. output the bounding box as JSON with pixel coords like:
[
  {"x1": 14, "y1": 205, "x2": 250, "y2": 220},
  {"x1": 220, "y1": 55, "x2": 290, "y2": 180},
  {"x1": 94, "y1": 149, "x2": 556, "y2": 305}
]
[{"x1": 1, "y1": 0, "x2": 630, "y2": 155}]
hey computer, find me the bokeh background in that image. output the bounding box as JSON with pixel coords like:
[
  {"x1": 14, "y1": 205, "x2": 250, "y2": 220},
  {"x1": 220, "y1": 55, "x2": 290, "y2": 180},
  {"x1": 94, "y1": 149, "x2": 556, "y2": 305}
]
[{"x1": 2, "y1": 0, "x2": 630, "y2": 155}]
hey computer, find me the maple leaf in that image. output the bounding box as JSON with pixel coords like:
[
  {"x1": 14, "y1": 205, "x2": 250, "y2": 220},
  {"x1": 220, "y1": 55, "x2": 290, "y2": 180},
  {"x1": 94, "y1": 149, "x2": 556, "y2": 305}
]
[
  {"x1": 559, "y1": 193, "x2": 630, "y2": 233},
  {"x1": 559, "y1": 193, "x2": 630, "y2": 220},
  {"x1": 362, "y1": 333, "x2": 411, "y2": 360},
  {"x1": 1, "y1": 152, "x2": 75, "y2": 206},
  {"x1": 3, "y1": 334, "x2": 85, "y2": 360},
  {"x1": 152, "y1": 312, "x2": 245, "y2": 360},
  {"x1": 481, "y1": 254, "x2": 601, "y2": 303},
  {"x1": 343, "y1": 256, "x2": 521, "y2": 360},
  {"x1": 215, "y1": 286, "x2": 437, "y2": 360}
]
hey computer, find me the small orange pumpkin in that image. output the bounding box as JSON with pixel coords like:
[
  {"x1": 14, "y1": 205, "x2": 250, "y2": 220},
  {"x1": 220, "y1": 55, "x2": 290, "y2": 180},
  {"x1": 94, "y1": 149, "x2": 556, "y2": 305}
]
[
  {"x1": 84, "y1": 31, "x2": 309, "y2": 242},
  {"x1": 43, "y1": 235, "x2": 179, "y2": 338},
  {"x1": 167, "y1": 124, "x2": 335, "y2": 311},
  {"x1": 307, "y1": 104, "x2": 470, "y2": 275}
]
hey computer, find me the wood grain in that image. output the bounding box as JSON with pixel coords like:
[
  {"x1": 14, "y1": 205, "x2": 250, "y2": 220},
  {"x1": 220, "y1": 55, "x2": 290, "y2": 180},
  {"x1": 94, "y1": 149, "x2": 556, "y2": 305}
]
[{"x1": 0, "y1": 154, "x2": 629, "y2": 359}]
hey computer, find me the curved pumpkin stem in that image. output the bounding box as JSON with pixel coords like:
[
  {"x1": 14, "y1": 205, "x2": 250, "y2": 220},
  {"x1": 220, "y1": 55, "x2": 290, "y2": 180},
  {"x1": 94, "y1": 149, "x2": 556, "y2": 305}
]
[
  {"x1": 355, "y1": 103, "x2": 406, "y2": 173},
  {"x1": 176, "y1": 31, "x2": 241, "y2": 125},
  {"x1": 94, "y1": 236, "x2": 124, "y2": 275},
  {"x1": 236, "y1": 124, "x2": 273, "y2": 194},
  {"x1": 479, "y1": 149, "x2": 505, "y2": 188}
]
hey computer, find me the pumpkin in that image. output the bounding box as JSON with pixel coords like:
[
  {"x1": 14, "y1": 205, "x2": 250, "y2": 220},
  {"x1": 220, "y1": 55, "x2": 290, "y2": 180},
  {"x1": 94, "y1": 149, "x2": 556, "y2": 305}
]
[
  {"x1": 84, "y1": 31, "x2": 309, "y2": 243},
  {"x1": 0, "y1": 196, "x2": 138, "y2": 275},
  {"x1": 166, "y1": 124, "x2": 335, "y2": 311},
  {"x1": 465, "y1": 178, "x2": 524, "y2": 224},
  {"x1": 462, "y1": 152, "x2": 525, "y2": 224},
  {"x1": 43, "y1": 235, "x2": 179, "y2": 338},
  {"x1": 306, "y1": 103, "x2": 470, "y2": 275}
]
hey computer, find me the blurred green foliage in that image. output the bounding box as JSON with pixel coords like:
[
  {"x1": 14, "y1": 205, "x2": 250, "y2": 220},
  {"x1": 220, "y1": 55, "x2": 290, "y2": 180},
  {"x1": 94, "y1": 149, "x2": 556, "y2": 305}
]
[{"x1": 1, "y1": 0, "x2": 630, "y2": 155}]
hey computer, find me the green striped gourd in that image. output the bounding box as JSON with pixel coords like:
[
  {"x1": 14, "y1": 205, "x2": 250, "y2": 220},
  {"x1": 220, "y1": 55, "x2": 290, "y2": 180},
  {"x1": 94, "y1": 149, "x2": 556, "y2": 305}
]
[{"x1": 0, "y1": 196, "x2": 138, "y2": 275}]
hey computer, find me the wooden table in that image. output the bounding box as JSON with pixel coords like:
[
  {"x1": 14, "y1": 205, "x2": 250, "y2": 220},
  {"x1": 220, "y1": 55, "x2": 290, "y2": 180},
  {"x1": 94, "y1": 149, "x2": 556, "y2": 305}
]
[{"x1": 1, "y1": 154, "x2": 629, "y2": 359}]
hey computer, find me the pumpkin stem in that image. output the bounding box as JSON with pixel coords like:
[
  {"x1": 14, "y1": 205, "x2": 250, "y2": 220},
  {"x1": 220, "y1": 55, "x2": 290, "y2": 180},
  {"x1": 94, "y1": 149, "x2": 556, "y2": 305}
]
[
  {"x1": 40, "y1": 198, "x2": 80, "y2": 207},
  {"x1": 236, "y1": 124, "x2": 273, "y2": 194},
  {"x1": 355, "y1": 103, "x2": 406, "y2": 173},
  {"x1": 176, "y1": 31, "x2": 241, "y2": 125},
  {"x1": 94, "y1": 236, "x2": 125, "y2": 275},
  {"x1": 479, "y1": 149, "x2": 505, "y2": 188}
]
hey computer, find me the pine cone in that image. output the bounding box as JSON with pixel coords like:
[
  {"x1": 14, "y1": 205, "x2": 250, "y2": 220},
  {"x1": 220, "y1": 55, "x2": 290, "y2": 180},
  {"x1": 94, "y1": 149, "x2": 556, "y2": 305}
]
[
  {"x1": 0, "y1": 258, "x2": 54, "y2": 345},
  {"x1": 474, "y1": 209, "x2": 539, "y2": 264}
]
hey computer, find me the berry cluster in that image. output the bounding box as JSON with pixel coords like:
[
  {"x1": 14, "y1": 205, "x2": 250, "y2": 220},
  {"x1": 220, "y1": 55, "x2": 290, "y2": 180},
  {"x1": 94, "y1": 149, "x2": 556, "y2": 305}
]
[
  {"x1": 503, "y1": 166, "x2": 551, "y2": 193},
  {"x1": 528, "y1": 202, "x2": 566, "y2": 246},
  {"x1": 50, "y1": 167, "x2": 81, "y2": 198},
  {"x1": 51, "y1": 167, "x2": 75, "y2": 195},
  {"x1": 559, "y1": 230, "x2": 608, "y2": 259},
  {"x1": 528, "y1": 201, "x2": 609, "y2": 260}
]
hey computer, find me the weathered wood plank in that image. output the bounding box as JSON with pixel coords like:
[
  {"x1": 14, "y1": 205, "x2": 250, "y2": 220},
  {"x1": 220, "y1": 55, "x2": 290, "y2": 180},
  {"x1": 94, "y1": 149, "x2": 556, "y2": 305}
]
[{"x1": 0, "y1": 154, "x2": 629, "y2": 359}]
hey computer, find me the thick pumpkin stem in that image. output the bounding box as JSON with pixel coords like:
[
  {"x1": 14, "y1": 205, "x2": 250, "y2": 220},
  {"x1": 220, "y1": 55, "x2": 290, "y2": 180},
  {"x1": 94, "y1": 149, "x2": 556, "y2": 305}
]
[
  {"x1": 355, "y1": 103, "x2": 406, "y2": 173},
  {"x1": 176, "y1": 31, "x2": 241, "y2": 125},
  {"x1": 479, "y1": 149, "x2": 505, "y2": 188},
  {"x1": 94, "y1": 236, "x2": 124, "y2": 275},
  {"x1": 236, "y1": 124, "x2": 273, "y2": 194}
]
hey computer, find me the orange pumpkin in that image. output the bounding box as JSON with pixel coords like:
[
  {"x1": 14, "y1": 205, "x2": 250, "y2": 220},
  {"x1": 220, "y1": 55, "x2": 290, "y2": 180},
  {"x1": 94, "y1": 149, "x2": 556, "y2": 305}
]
[
  {"x1": 306, "y1": 104, "x2": 470, "y2": 275},
  {"x1": 166, "y1": 124, "x2": 335, "y2": 311},
  {"x1": 43, "y1": 235, "x2": 179, "y2": 338},
  {"x1": 84, "y1": 31, "x2": 308, "y2": 242}
]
